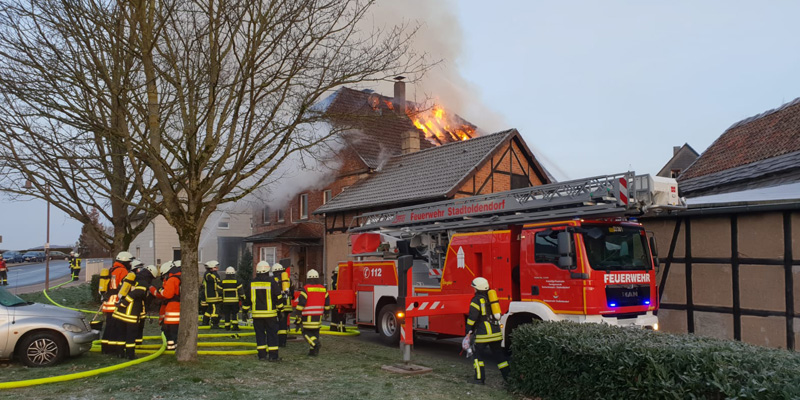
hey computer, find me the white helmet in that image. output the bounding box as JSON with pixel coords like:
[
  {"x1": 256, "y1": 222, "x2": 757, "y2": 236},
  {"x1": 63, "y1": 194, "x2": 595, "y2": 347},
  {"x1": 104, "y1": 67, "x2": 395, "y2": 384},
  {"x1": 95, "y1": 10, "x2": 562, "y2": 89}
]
[
  {"x1": 145, "y1": 264, "x2": 160, "y2": 278},
  {"x1": 159, "y1": 261, "x2": 174, "y2": 277},
  {"x1": 225, "y1": 267, "x2": 236, "y2": 274},
  {"x1": 205, "y1": 260, "x2": 219, "y2": 269},
  {"x1": 116, "y1": 251, "x2": 134, "y2": 262},
  {"x1": 307, "y1": 269, "x2": 319, "y2": 279},
  {"x1": 334, "y1": 266, "x2": 339, "y2": 273},
  {"x1": 256, "y1": 261, "x2": 270, "y2": 273},
  {"x1": 471, "y1": 277, "x2": 489, "y2": 291},
  {"x1": 73, "y1": 252, "x2": 80, "y2": 258},
  {"x1": 174, "y1": 260, "x2": 182, "y2": 267},
  {"x1": 131, "y1": 259, "x2": 144, "y2": 269},
  {"x1": 271, "y1": 262, "x2": 284, "y2": 273}
]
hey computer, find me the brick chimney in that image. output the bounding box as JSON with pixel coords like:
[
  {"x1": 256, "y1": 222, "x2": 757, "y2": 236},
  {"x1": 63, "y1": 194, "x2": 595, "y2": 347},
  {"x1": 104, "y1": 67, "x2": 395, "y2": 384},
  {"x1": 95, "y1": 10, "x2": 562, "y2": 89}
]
[
  {"x1": 393, "y1": 76, "x2": 406, "y2": 113},
  {"x1": 673, "y1": 146, "x2": 681, "y2": 156},
  {"x1": 401, "y1": 130, "x2": 420, "y2": 154}
]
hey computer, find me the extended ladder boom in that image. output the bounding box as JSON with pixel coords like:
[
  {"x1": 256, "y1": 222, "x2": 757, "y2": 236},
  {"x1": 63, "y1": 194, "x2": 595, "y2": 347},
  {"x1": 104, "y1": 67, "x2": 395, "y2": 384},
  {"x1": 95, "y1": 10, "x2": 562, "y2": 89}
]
[{"x1": 351, "y1": 172, "x2": 683, "y2": 233}]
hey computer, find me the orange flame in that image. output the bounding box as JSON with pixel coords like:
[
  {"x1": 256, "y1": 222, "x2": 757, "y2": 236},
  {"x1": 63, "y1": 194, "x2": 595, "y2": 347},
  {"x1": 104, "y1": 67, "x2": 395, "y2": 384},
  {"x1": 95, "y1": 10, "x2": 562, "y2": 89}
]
[{"x1": 407, "y1": 104, "x2": 475, "y2": 145}]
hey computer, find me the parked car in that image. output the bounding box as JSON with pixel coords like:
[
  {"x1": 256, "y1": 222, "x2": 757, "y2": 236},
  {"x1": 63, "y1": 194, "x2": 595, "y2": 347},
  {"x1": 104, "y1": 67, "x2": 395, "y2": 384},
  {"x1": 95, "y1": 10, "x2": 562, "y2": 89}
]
[
  {"x1": 49, "y1": 251, "x2": 69, "y2": 260},
  {"x1": 0, "y1": 287, "x2": 97, "y2": 367},
  {"x1": 1, "y1": 251, "x2": 24, "y2": 264},
  {"x1": 23, "y1": 251, "x2": 46, "y2": 263}
]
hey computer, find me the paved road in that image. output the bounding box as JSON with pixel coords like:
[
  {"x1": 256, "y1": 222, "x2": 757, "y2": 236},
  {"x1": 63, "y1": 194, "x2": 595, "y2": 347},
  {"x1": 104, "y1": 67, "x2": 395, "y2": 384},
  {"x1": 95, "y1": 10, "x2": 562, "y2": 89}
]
[{"x1": 5, "y1": 260, "x2": 72, "y2": 289}]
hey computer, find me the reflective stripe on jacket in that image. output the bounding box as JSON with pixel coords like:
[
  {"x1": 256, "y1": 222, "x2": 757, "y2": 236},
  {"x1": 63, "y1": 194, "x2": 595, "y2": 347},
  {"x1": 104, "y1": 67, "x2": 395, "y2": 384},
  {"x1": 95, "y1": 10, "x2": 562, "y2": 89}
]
[
  {"x1": 296, "y1": 285, "x2": 331, "y2": 317},
  {"x1": 248, "y1": 275, "x2": 282, "y2": 318},
  {"x1": 203, "y1": 271, "x2": 222, "y2": 302},
  {"x1": 221, "y1": 278, "x2": 243, "y2": 303}
]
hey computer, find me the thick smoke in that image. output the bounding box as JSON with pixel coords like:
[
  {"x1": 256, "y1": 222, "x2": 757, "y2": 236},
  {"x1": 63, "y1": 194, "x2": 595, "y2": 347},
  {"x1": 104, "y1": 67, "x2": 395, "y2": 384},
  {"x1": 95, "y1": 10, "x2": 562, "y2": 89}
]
[{"x1": 367, "y1": 0, "x2": 507, "y2": 134}]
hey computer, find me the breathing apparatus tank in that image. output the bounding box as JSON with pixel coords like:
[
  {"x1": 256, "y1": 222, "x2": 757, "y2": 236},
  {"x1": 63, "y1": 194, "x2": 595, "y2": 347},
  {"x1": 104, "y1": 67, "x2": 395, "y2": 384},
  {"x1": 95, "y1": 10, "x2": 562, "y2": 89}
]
[{"x1": 487, "y1": 289, "x2": 502, "y2": 321}]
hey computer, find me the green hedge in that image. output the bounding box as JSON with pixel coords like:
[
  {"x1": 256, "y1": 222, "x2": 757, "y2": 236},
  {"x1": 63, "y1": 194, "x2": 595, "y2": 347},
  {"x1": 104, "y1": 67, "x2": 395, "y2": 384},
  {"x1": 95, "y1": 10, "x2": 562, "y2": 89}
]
[
  {"x1": 508, "y1": 321, "x2": 800, "y2": 400},
  {"x1": 89, "y1": 273, "x2": 101, "y2": 303}
]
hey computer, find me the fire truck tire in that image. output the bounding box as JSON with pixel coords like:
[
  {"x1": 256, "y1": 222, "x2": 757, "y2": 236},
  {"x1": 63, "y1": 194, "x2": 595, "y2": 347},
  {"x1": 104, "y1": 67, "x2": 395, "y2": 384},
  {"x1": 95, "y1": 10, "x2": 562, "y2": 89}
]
[{"x1": 377, "y1": 304, "x2": 400, "y2": 346}]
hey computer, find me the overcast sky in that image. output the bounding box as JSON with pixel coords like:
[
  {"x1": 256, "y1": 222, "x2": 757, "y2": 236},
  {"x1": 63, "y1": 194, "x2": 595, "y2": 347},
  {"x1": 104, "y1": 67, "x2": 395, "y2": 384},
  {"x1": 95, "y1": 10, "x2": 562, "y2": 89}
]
[{"x1": 3, "y1": 1, "x2": 800, "y2": 250}]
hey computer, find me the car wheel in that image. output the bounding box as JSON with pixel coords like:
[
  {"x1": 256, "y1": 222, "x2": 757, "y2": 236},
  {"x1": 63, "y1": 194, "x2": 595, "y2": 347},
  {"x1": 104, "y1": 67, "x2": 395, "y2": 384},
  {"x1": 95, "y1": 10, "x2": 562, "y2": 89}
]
[
  {"x1": 17, "y1": 332, "x2": 66, "y2": 367},
  {"x1": 377, "y1": 304, "x2": 401, "y2": 346}
]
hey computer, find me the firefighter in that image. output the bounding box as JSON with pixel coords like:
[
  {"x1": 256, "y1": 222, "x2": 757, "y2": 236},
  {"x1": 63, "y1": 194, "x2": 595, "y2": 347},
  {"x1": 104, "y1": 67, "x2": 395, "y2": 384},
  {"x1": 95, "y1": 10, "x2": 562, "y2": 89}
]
[
  {"x1": 0, "y1": 255, "x2": 7, "y2": 286},
  {"x1": 329, "y1": 266, "x2": 346, "y2": 332},
  {"x1": 101, "y1": 251, "x2": 133, "y2": 355},
  {"x1": 68, "y1": 252, "x2": 82, "y2": 281},
  {"x1": 151, "y1": 261, "x2": 181, "y2": 351},
  {"x1": 465, "y1": 277, "x2": 509, "y2": 385},
  {"x1": 112, "y1": 264, "x2": 159, "y2": 360},
  {"x1": 129, "y1": 259, "x2": 146, "y2": 345},
  {"x1": 247, "y1": 260, "x2": 283, "y2": 361},
  {"x1": 130, "y1": 259, "x2": 144, "y2": 274},
  {"x1": 221, "y1": 266, "x2": 245, "y2": 331},
  {"x1": 272, "y1": 262, "x2": 292, "y2": 346},
  {"x1": 295, "y1": 269, "x2": 332, "y2": 356},
  {"x1": 201, "y1": 260, "x2": 223, "y2": 328}
]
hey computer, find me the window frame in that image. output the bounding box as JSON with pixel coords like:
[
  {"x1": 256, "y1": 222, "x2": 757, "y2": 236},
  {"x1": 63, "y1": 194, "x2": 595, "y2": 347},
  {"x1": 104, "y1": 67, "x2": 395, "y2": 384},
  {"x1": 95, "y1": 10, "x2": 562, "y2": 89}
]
[
  {"x1": 299, "y1": 193, "x2": 309, "y2": 220},
  {"x1": 323, "y1": 189, "x2": 332, "y2": 204},
  {"x1": 260, "y1": 247, "x2": 277, "y2": 266}
]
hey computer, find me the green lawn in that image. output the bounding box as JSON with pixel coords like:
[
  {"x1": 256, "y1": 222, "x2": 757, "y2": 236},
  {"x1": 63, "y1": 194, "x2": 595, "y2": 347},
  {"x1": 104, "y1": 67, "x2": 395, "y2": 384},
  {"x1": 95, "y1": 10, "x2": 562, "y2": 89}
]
[{"x1": 3, "y1": 285, "x2": 522, "y2": 400}]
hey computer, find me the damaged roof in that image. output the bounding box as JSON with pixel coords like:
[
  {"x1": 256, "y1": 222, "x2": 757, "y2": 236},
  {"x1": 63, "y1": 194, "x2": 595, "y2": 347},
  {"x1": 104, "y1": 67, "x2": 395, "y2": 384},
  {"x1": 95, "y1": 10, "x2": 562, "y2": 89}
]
[
  {"x1": 243, "y1": 223, "x2": 322, "y2": 244},
  {"x1": 314, "y1": 129, "x2": 543, "y2": 214},
  {"x1": 314, "y1": 87, "x2": 470, "y2": 169}
]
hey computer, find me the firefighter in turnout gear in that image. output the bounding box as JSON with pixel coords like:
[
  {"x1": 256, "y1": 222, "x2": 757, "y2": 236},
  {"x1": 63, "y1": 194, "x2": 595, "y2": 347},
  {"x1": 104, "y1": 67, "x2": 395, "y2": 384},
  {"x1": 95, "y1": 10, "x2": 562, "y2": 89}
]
[
  {"x1": 295, "y1": 269, "x2": 332, "y2": 356},
  {"x1": 68, "y1": 252, "x2": 82, "y2": 281},
  {"x1": 221, "y1": 267, "x2": 245, "y2": 331},
  {"x1": 247, "y1": 261, "x2": 284, "y2": 361},
  {"x1": 272, "y1": 262, "x2": 292, "y2": 346},
  {"x1": 0, "y1": 255, "x2": 7, "y2": 286},
  {"x1": 329, "y1": 266, "x2": 346, "y2": 332},
  {"x1": 151, "y1": 261, "x2": 181, "y2": 351},
  {"x1": 112, "y1": 264, "x2": 159, "y2": 359},
  {"x1": 101, "y1": 251, "x2": 133, "y2": 354},
  {"x1": 201, "y1": 260, "x2": 223, "y2": 328},
  {"x1": 465, "y1": 277, "x2": 509, "y2": 384}
]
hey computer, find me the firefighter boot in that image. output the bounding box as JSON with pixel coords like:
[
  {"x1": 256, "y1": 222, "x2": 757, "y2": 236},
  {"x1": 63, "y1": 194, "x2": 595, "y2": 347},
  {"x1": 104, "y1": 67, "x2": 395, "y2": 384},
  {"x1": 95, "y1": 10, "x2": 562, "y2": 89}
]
[
  {"x1": 201, "y1": 316, "x2": 210, "y2": 326},
  {"x1": 232, "y1": 324, "x2": 240, "y2": 331},
  {"x1": 125, "y1": 347, "x2": 136, "y2": 360}
]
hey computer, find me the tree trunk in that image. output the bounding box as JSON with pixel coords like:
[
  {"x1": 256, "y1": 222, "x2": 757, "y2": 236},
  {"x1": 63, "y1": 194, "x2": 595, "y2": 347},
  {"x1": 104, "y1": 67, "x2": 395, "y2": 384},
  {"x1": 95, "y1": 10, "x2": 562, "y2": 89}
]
[{"x1": 176, "y1": 232, "x2": 200, "y2": 362}]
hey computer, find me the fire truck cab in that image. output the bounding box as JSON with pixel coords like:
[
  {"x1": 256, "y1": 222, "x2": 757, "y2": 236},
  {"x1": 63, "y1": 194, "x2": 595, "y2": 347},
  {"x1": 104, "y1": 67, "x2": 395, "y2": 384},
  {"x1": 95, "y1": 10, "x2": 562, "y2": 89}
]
[{"x1": 329, "y1": 173, "x2": 683, "y2": 347}]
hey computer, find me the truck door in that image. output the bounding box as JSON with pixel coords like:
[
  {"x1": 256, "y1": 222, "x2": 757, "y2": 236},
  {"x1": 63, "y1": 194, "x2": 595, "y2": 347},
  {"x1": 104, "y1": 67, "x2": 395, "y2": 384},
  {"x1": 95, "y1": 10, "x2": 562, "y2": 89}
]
[{"x1": 520, "y1": 227, "x2": 584, "y2": 313}]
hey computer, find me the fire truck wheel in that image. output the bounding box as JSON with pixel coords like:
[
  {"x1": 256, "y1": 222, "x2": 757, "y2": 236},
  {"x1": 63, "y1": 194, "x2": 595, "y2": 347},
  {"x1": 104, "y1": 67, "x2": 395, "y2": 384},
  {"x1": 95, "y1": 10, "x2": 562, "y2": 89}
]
[{"x1": 377, "y1": 304, "x2": 400, "y2": 346}]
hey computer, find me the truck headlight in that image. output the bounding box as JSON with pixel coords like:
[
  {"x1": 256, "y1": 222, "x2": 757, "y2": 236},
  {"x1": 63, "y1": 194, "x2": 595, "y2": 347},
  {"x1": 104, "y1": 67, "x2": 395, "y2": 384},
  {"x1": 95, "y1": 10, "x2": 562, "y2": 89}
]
[{"x1": 63, "y1": 323, "x2": 84, "y2": 333}]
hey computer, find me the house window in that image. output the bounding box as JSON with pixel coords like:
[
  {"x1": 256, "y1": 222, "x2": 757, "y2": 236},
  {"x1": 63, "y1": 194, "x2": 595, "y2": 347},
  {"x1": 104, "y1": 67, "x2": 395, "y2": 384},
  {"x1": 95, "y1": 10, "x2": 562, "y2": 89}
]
[
  {"x1": 135, "y1": 247, "x2": 140, "y2": 259},
  {"x1": 262, "y1": 206, "x2": 271, "y2": 224},
  {"x1": 670, "y1": 169, "x2": 681, "y2": 178},
  {"x1": 277, "y1": 209, "x2": 284, "y2": 222},
  {"x1": 511, "y1": 174, "x2": 529, "y2": 190},
  {"x1": 299, "y1": 193, "x2": 308, "y2": 219},
  {"x1": 260, "y1": 247, "x2": 277, "y2": 266},
  {"x1": 218, "y1": 220, "x2": 230, "y2": 229},
  {"x1": 323, "y1": 190, "x2": 332, "y2": 204}
]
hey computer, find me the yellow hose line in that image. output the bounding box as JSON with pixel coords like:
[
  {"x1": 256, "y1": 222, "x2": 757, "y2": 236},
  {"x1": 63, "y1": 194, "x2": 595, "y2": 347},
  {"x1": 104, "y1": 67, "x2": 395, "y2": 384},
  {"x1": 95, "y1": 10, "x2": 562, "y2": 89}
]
[
  {"x1": 0, "y1": 333, "x2": 167, "y2": 389},
  {"x1": 129, "y1": 342, "x2": 257, "y2": 350}
]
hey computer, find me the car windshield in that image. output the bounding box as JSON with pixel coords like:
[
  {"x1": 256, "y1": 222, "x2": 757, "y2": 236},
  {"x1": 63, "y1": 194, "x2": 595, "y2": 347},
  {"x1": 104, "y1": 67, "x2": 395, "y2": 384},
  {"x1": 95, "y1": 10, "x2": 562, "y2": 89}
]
[
  {"x1": 582, "y1": 225, "x2": 650, "y2": 271},
  {"x1": 0, "y1": 287, "x2": 28, "y2": 306}
]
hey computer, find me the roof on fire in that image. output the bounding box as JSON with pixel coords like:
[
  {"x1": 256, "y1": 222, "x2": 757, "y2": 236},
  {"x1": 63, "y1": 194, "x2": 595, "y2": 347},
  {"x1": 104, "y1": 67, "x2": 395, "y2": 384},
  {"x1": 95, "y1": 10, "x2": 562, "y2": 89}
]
[
  {"x1": 314, "y1": 129, "x2": 549, "y2": 214},
  {"x1": 677, "y1": 97, "x2": 800, "y2": 196}
]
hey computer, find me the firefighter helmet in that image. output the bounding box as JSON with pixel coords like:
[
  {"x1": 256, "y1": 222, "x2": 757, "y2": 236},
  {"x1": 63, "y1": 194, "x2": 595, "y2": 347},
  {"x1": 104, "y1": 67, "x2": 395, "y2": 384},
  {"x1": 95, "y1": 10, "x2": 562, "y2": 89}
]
[
  {"x1": 205, "y1": 260, "x2": 219, "y2": 269},
  {"x1": 334, "y1": 266, "x2": 339, "y2": 273},
  {"x1": 225, "y1": 267, "x2": 236, "y2": 274},
  {"x1": 307, "y1": 269, "x2": 319, "y2": 279},
  {"x1": 144, "y1": 264, "x2": 160, "y2": 278},
  {"x1": 256, "y1": 261, "x2": 270, "y2": 273},
  {"x1": 131, "y1": 259, "x2": 143, "y2": 270},
  {"x1": 271, "y1": 262, "x2": 284, "y2": 273},
  {"x1": 174, "y1": 260, "x2": 181, "y2": 267},
  {"x1": 73, "y1": 253, "x2": 80, "y2": 258},
  {"x1": 471, "y1": 277, "x2": 489, "y2": 291},
  {"x1": 116, "y1": 251, "x2": 134, "y2": 262},
  {"x1": 159, "y1": 261, "x2": 174, "y2": 277}
]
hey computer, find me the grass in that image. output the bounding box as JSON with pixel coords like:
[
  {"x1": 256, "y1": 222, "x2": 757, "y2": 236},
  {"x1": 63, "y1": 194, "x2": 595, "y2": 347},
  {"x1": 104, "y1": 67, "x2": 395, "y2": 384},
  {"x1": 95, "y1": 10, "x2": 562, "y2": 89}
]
[{"x1": 3, "y1": 285, "x2": 522, "y2": 400}]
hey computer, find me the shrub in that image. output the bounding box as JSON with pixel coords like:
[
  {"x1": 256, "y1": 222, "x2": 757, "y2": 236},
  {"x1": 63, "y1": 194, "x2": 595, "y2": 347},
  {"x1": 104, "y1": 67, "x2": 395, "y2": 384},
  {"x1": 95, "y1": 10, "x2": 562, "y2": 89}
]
[{"x1": 508, "y1": 321, "x2": 800, "y2": 400}]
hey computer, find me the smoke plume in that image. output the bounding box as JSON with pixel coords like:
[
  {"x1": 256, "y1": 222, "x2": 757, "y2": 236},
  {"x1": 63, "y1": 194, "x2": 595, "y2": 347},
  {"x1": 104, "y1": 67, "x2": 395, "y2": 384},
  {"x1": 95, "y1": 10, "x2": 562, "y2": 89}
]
[{"x1": 367, "y1": 0, "x2": 508, "y2": 134}]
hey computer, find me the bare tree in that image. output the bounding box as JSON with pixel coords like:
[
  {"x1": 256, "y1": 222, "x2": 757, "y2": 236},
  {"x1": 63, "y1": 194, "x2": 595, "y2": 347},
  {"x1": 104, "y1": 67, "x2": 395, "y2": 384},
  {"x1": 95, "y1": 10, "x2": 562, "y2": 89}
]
[
  {"x1": 0, "y1": 0, "x2": 159, "y2": 255},
  {"x1": 3, "y1": 0, "x2": 428, "y2": 361}
]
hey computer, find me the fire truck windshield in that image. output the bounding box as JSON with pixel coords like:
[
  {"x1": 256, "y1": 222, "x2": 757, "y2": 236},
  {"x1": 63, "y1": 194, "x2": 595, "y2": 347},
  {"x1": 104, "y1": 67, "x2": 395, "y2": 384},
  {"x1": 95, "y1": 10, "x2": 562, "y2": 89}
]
[{"x1": 582, "y1": 225, "x2": 650, "y2": 271}]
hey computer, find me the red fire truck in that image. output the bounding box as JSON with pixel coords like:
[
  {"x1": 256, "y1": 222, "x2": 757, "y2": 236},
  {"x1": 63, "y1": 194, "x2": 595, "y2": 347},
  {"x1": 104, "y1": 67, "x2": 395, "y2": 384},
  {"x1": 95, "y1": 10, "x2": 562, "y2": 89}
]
[{"x1": 327, "y1": 172, "x2": 684, "y2": 350}]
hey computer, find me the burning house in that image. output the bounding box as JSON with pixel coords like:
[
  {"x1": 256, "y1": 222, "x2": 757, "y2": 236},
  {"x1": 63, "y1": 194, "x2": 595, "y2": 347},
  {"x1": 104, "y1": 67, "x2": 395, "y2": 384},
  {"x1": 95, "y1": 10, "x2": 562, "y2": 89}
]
[{"x1": 246, "y1": 79, "x2": 551, "y2": 285}]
